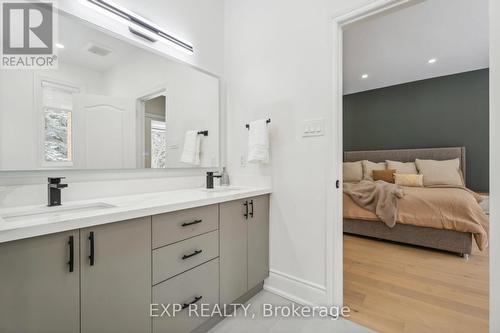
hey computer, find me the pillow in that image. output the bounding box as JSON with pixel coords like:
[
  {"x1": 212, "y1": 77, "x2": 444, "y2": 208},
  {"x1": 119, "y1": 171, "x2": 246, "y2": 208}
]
[
  {"x1": 394, "y1": 174, "x2": 424, "y2": 187},
  {"x1": 362, "y1": 160, "x2": 386, "y2": 181},
  {"x1": 373, "y1": 169, "x2": 396, "y2": 183},
  {"x1": 415, "y1": 158, "x2": 464, "y2": 186},
  {"x1": 343, "y1": 161, "x2": 363, "y2": 183},
  {"x1": 386, "y1": 160, "x2": 418, "y2": 174}
]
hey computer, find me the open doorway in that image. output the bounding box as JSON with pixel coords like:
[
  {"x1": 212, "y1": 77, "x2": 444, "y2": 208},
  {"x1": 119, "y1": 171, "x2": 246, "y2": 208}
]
[
  {"x1": 143, "y1": 96, "x2": 167, "y2": 169},
  {"x1": 338, "y1": 1, "x2": 489, "y2": 332},
  {"x1": 137, "y1": 90, "x2": 168, "y2": 169}
]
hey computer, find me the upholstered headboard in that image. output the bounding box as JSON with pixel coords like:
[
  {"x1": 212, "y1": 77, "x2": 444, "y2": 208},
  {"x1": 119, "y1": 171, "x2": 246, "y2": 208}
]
[{"x1": 344, "y1": 147, "x2": 466, "y2": 184}]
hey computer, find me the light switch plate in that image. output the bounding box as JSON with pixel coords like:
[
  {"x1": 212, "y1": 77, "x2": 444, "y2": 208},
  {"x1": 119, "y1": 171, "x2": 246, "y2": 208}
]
[{"x1": 302, "y1": 118, "x2": 324, "y2": 137}]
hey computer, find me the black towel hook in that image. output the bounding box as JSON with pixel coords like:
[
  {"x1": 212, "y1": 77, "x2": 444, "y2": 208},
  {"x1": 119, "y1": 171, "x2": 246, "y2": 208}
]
[{"x1": 197, "y1": 130, "x2": 208, "y2": 136}]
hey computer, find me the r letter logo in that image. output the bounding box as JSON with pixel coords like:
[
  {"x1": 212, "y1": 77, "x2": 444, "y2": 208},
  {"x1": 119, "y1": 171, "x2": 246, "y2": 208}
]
[{"x1": 1, "y1": 0, "x2": 57, "y2": 69}]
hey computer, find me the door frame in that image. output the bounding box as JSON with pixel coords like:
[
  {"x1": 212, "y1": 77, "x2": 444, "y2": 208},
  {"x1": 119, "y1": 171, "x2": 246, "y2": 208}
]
[
  {"x1": 136, "y1": 86, "x2": 168, "y2": 168},
  {"x1": 328, "y1": 0, "x2": 424, "y2": 307}
]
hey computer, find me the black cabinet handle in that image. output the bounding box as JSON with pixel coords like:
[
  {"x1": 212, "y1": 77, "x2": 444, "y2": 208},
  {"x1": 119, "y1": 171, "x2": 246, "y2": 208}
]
[
  {"x1": 182, "y1": 249, "x2": 202, "y2": 260},
  {"x1": 68, "y1": 236, "x2": 74, "y2": 273},
  {"x1": 88, "y1": 232, "x2": 95, "y2": 266},
  {"x1": 182, "y1": 296, "x2": 203, "y2": 310},
  {"x1": 243, "y1": 201, "x2": 248, "y2": 219},
  {"x1": 249, "y1": 200, "x2": 254, "y2": 218},
  {"x1": 181, "y1": 219, "x2": 202, "y2": 227}
]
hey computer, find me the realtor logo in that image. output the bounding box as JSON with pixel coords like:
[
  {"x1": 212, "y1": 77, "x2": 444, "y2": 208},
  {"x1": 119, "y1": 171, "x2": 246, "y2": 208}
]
[{"x1": 1, "y1": 0, "x2": 57, "y2": 69}]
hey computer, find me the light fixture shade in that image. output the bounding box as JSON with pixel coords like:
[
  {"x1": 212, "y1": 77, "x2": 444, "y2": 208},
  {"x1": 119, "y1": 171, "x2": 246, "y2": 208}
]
[{"x1": 87, "y1": 0, "x2": 194, "y2": 53}]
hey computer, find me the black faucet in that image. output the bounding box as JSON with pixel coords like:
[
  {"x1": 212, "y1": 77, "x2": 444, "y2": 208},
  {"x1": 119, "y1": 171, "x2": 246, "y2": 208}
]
[
  {"x1": 48, "y1": 177, "x2": 68, "y2": 207},
  {"x1": 206, "y1": 172, "x2": 221, "y2": 189}
]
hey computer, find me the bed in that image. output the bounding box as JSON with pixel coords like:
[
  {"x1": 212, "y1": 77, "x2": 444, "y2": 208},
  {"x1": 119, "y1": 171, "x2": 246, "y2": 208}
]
[{"x1": 343, "y1": 147, "x2": 476, "y2": 257}]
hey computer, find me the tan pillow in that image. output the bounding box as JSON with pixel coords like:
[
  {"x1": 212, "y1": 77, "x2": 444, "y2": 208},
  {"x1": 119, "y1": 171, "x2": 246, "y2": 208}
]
[
  {"x1": 395, "y1": 174, "x2": 424, "y2": 187},
  {"x1": 362, "y1": 160, "x2": 386, "y2": 181},
  {"x1": 343, "y1": 161, "x2": 363, "y2": 183},
  {"x1": 415, "y1": 158, "x2": 464, "y2": 186},
  {"x1": 373, "y1": 169, "x2": 396, "y2": 183},
  {"x1": 386, "y1": 160, "x2": 418, "y2": 174}
]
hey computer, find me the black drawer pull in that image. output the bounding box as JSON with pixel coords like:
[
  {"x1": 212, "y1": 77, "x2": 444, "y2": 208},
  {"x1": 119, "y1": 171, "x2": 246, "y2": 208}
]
[
  {"x1": 182, "y1": 249, "x2": 202, "y2": 260},
  {"x1": 88, "y1": 232, "x2": 95, "y2": 266},
  {"x1": 181, "y1": 219, "x2": 202, "y2": 227},
  {"x1": 249, "y1": 200, "x2": 254, "y2": 218},
  {"x1": 243, "y1": 201, "x2": 248, "y2": 219},
  {"x1": 182, "y1": 296, "x2": 203, "y2": 310},
  {"x1": 68, "y1": 236, "x2": 74, "y2": 273}
]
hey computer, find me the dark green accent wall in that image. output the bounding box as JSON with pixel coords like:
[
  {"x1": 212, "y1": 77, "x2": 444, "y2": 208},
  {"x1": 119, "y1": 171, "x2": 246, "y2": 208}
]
[{"x1": 343, "y1": 69, "x2": 489, "y2": 192}]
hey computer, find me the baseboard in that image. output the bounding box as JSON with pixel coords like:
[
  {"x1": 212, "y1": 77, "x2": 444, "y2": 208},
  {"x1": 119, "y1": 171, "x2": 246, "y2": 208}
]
[
  {"x1": 194, "y1": 282, "x2": 264, "y2": 333},
  {"x1": 263, "y1": 269, "x2": 328, "y2": 306}
]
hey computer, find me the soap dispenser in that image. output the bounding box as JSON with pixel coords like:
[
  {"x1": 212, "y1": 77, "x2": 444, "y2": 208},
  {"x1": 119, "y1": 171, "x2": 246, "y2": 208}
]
[{"x1": 220, "y1": 167, "x2": 230, "y2": 186}]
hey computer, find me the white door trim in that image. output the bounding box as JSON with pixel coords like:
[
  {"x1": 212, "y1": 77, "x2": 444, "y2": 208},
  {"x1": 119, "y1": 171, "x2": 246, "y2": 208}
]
[
  {"x1": 328, "y1": 0, "x2": 415, "y2": 307},
  {"x1": 136, "y1": 87, "x2": 168, "y2": 169}
]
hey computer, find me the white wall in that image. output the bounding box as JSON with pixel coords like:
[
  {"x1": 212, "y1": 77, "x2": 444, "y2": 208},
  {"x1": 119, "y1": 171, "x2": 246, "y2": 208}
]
[
  {"x1": 58, "y1": 0, "x2": 225, "y2": 77},
  {"x1": 490, "y1": 0, "x2": 499, "y2": 331},
  {"x1": 109, "y1": 0, "x2": 225, "y2": 76},
  {"x1": 224, "y1": 0, "x2": 373, "y2": 304}
]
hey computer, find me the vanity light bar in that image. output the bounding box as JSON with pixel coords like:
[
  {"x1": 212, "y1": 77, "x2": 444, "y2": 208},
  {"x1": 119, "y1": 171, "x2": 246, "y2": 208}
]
[{"x1": 87, "y1": 0, "x2": 194, "y2": 53}]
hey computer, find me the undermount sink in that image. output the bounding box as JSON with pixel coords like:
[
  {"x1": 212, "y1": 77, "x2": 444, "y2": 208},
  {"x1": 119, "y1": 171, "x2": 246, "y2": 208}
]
[
  {"x1": 202, "y1": 186, "x2": 243, "y2": 193},
  {"x1": 0, "y1": 203, "x2": 116, "y2": 222}
]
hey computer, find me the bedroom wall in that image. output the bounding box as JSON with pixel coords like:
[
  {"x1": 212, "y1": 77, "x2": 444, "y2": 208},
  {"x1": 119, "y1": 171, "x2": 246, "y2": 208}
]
[{"x1": 343, "y1": 69, "x2": 489, "y2": 192}]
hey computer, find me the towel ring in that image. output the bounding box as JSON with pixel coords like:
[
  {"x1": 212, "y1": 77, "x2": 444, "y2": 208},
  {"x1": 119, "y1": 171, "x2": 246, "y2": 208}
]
[{"x1": 245, "y1": 119, "x2": 271, "y2": 129}]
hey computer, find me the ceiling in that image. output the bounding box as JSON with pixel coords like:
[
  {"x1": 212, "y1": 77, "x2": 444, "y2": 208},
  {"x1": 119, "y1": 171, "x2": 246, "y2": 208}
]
[
  {"x1": 343, "y1": 0, "x2": 489, "y2": 95},
  {"x1": 58, "y1": 13, "x2": 141, "y2": 72}
]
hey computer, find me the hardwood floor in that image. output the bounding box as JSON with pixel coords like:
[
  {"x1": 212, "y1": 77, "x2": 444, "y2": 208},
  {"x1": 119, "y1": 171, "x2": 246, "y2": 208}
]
[{"x1": 343, "y1": 234, "x2": 489, "y2": 333}]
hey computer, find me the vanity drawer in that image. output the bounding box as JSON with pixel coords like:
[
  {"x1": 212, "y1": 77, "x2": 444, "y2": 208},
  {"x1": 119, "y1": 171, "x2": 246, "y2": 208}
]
[
  {"x1": 153, "y1": 230, "x2": 219, "y2": 284},
  {"x1": 152, "y1": 205, "x2": 218, "y2": 249},
  {"x1": 152, "y1": 258, "x2": 219, "y2": 333}
]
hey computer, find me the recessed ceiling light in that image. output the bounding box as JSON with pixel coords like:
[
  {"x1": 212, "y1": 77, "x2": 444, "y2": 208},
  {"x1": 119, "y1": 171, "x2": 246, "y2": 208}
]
[
  {"x1": 361, "y1": 74, "x2": 369, "y2": 79},
  {"x1": 55, "y1": 43, "x2": 65, "y2": 49},
  {"x1": 428, "y1": 58, "x2": 437, "y2": 64}
]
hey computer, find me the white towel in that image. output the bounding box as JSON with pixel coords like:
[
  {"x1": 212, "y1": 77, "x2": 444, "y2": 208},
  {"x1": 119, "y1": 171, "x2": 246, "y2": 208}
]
[
  {"x1": 247, "y1": 119, "x2": 269, "y2": 164},
  {"x1": 180, "y1": 130, "x2": 201, "y2": 165}
]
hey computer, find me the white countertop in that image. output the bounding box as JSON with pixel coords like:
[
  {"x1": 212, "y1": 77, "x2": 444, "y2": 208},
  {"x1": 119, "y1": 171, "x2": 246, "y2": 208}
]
[{"x1": 0, "y1": 186, "x2": 272, "y2": 243}]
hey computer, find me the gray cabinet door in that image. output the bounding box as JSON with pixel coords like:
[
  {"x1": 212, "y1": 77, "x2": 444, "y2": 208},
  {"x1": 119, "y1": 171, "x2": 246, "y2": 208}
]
[
  {"x1": 0, "y1": 231, "x2": 80, "y2": 333},
  {"x1": 219, "y1": 199, "x2": 248, "y2": 305},
  {"x1": 247, "y1": 195, "x2": 270, "y2": 289},
  {"x1": 80, "y1": 217, "x2": 151, "y2": 333}
]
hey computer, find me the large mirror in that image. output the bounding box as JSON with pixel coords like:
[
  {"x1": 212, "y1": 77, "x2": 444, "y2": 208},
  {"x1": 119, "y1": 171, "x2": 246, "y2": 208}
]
[{"x1": 0, "y1": 12, "x2": 220, "y2": 171}]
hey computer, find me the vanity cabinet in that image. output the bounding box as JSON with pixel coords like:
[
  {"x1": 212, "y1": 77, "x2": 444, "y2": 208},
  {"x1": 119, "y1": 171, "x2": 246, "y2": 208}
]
[
  {"x1": 0, "y1": 230, "x2": 80, "y2": 333},
  {"x1": 152, "y1": 205, "x2": 220, "y2": 333},
  {"x1": 247, "y1": 195, "x2": 270, "y2": 288},
  {"x1": 220, "y1": 195, "x2": 270, "y2": 305},
  {"x1": 80, "y1": 217, "x2": 151, "y2": 333},
  {"x1": 0, "y1": 192, "x2": 270, "y2": 333}
]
